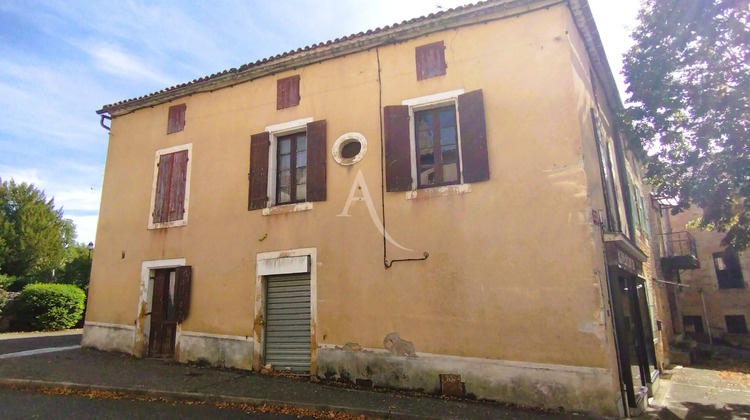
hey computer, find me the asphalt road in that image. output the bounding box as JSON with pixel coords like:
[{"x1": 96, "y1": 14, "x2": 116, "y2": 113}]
[
  {"x1": 0, "y1": 332, "x2": 81, "y2": 355},
  {"x1": 0, "y1": 389, "x2": 307, "y2": 419}
]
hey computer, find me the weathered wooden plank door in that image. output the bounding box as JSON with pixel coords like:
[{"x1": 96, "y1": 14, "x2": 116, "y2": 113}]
[{"x1": 148, "y1": 269, "x2": 177, "y2": 358}]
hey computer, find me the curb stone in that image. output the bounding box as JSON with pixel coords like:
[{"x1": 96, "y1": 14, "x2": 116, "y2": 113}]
[{"x1": 0, "y1": 378, "x2": 423, "y2": 419}]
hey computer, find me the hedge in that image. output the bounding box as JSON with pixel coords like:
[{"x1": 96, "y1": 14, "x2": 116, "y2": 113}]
[{"x1": 15, "y1": 283, "x2": 85, "y2": 331}]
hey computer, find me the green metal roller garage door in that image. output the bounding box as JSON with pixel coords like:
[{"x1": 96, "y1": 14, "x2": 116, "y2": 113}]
[{"x1": 264, "y1": 273, "x2": 311, "y2": 374}]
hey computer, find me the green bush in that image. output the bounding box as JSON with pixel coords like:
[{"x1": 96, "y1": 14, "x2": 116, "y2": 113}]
[
  {"x1": 0, "y1": 289, "x2": 8, "y2": 316},
  {"x1": 15, "y1": 283, "x2": 85, "y2": 331}
]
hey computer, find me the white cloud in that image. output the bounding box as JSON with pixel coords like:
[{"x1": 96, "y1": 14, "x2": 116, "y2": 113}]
[
  {"x1": 0, "y1": 168, "x2": 42, "y2": 186},
  {"x1": 68, "y1": 214, "x2": 99, "y2": 245},
  {"x1": 87, "y1": 44, "x2": 176, "y2": 87}
]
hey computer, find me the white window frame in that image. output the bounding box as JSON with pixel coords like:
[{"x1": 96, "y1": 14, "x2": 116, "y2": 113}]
[
  {"x1": 148, "y1": 143, "x2": 192, "y2": 229},
  {"x1": 402, "y1": 89, "x2": 467, "y2": 192},
  {"x1": 263, "y1": 117, "x2": 314, "y2": 211}
]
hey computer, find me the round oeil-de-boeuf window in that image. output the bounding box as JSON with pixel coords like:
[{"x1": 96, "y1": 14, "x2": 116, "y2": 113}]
[{"x1": 332, "y1": 132, "x2": 367, "y2": 166}]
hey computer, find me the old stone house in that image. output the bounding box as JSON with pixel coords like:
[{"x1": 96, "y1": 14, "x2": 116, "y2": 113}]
[
  {"x1": 661, "y1": 206, "x2": 750, "y2": 348},
  {"x1": 84, "y1": 0, "x2": 669, "y2": 417}
]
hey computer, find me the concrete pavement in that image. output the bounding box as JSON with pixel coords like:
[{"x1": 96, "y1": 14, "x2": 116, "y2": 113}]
[{"x1": 639, "y1": 355, "x2": 750, "y2": 419}]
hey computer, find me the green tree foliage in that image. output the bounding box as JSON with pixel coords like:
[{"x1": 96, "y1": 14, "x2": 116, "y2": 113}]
[
  {"x1": 15, "y1": 283, "x2": 85, "y2": 331},
  {"x1": 623, "y1": 0, "x2": 750, "y2": 249},
  {"x1": 0, "y1": 179, "x2": 76, "y2": 277},
  {"x1": 57, "y1": 243, "x2": 92, "y2": 292}
]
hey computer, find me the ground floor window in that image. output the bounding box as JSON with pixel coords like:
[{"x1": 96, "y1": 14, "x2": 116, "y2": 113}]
[
  {"x1": 683, "y1": 315, "x2": 704, "y2": 334},
  {"x1": 725, "y1": 315, "x2": 748, "y2": 334}
]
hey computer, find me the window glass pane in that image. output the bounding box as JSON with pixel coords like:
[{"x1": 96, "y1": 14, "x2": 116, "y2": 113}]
[
  {"x1": 442, "y1": 145, "x2": 458, "y2": 163},
  {"x1": 419, "y1": 148, "x2": 434, "y2": 166},
  {"x1": 440, "y1": 127, "x2": 457, "y2": 145},
  {"x1": 715, "y1": 256, "x2": 726, "y2": 271},
  {"x1": 296, "y1": 183, "x2": 306, "y2": 201},
  {"x1": 279, "y1": 154, "x2": 291, "y2": 171},
  {"x1": 278, "y1": 186, "x2": 291, "y2": 203},
  {"x1": 419, "y1": 165, "x2": 434, "y2": 186},
  {"x1": 296, "y1": 135, "x2": 307, "y2": 151},
  {"x1": 278, "y1": 170, "x2": 291, "y2": 187},
  {"x1": 439, "y1": 108, "x2": 455, "y2": 127},
  {"x1": 417, "y1": 130, "x2": 433, "y2": 149},
  {"x1": 296, "y1": 150, "x2": 307, "y2": 168},
  {"x1": 443, "y1": 163, "x2": 458, "y2": 183},
  {"x1": 279, "y1": 138, "x2": 291, "y2": 154},
  {"x1": 416, "y1": 112, "x2": 432, "y2": 131},
  {"x1": 296, "y1": 167, "x2": 307, "y2": 184}
]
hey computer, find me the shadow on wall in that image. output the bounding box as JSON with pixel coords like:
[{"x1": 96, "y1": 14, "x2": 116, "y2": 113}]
[{"x1": 642, "y1": 402, "x2": 750, "y2": 420}]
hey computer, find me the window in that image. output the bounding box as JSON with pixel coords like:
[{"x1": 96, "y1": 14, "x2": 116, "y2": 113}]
[
  {"x1": 167, "y1": 104, "x2": 186, "y2": 134},
  {"x1": 630, "y1": 182, "x2": 650, "y2": 236},
  {"x1": 415, "y1": 41, "x2": 446, "y2": 80},
  {"x1": 725, "y1": 315, "x2": 748, "y2": 334},
  {"x1": 248, "y1": 119, "x2": 326, "y2": 210},
  {"x1": 415, "y1": 106, "x2": 459, "y2": 187},
  {"x1": 384, "y1": 89, "x2": 489, "y2": 192},
  {"x1": 683, "y1": 315, "x2": 704, "y2": 333},
  {"x1": 276, "y1": 132, "x2": 307, "y2": 204},
  {"x1": 277, "y1": 75, "x2": 300, "y2": 110},
  {"x1": 592, "y1": 109, "x2": 621, "y2": 232},
  {"x1": 714, "y1": 252, "x2": 745, "y2": 289},
  {"x1": 149, "y1": 145, "x2": 192, "y2": 228}
]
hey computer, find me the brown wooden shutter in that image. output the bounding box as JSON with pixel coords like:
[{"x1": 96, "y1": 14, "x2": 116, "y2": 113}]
[
  {"x1": 153, "y1": 153, "x2": 174, "y2": 223},
  {"x1": 384, "y1": 105, "x2": 412, "y2": 192},
  {"x1": 174, "y1": 265, "x2": 192, "y2": 323},
  {"x1": 167, "y1": 104, "x2": 186, "y2": 134},
  {"x1": 415, "y1": 41, "x2": 446, "y2": 80},
  {"x1": 248, "y1": 132, "x2": 270, "y2": 210},
  {"x1": 168, "y1": 150, "x2": 188, "y2": 222},
  {"x1": 458, "y1": 90, "x2": 489, "y2": 183},
  {"x1": 306, "y1": 120, "x2": 327, "y2": 202},
  {"x1": 277, "y1": 75, "x2": 300, "y2": 109}
]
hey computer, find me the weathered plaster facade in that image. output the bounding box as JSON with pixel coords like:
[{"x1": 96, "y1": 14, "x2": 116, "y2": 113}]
[{"x1": 84, "y1": 1, "x2": 664, "y2": 417}]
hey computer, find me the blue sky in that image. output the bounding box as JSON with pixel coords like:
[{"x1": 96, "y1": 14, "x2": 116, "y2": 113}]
[{"x1": 0, "y1": 0, "x2": 640, "y2": 245}]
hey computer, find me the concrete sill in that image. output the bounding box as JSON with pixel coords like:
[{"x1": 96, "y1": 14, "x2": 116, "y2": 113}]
[
  {"x1": 405, "y1": 184, "x2": 472, "y2": 200},
  {"x1": 262, "y1": 202, "x2": 313, "y2": 216}
]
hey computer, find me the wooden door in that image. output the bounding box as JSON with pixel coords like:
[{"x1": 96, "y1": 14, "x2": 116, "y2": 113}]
[{"x1": 148, "y1": 269, "x2": 177, "y2": 358}]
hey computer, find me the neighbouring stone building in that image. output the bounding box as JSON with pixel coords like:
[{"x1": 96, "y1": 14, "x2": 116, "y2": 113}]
[
  {"x1": 83, "y1": 0, "x2": 672, "y2": 417},
  {"x1": 663, "y1": 206, "x2": 750, "y2": 349}
]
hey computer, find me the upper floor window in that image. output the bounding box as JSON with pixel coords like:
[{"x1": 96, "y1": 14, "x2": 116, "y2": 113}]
[
  {"x1": 714, "y1": 251, "x2": 744, "y2": 289},
  {"x1": 415, "y1": 41, "x2": 446, "y2": 80},
  {"x1": 248, "y1": 119, "x2": 326, "y2": 210},
  {"x1": 384, "y1": 89, "x2": 489, "y2": 192},
  {"x1": 277, "y1": 75, "x2": 301, "y2": 110},
  {"x1": 149, "y1": 144, "x2": 192, "y2": 229},
  {"x1": 167, "y1": 104, "x2": 186, "y2": 134},
  {"x1": 276, "y1": 132, "x2": 307, "y2": 204},
  {"x1": 414, "y1": 106, "x2": 459, "y2": 187}
]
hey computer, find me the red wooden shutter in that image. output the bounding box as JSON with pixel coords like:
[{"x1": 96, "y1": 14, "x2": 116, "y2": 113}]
[
  {"x1": 277, "y1": 75, "x2": 300, "y2": 109},
  {"x1": 153, "y1": 153, "x2": 174, "y2": 223},
  {"x1": 415, "y1": 41, "x2": 446, "y2": 81},
  {"x1": 174, "y1": 266, "x2": 192, "y2": 323},
  {"x1": 168, "y1": 150, "x2": 189, "y2": 222},
  {"x1": 306, "y1": 120, "x2": 327, "y2": 202},
  {"x1": 167, "y1": 104, "x2": 186, "y2": 134},
  {"x1": 248, "y1": 132, "x2": 270, "y2": 210},
  {"x1": 384, "y1": 105, "x2": 412, "y2": 192},
  {"x1": 458, "y1": 90, "x2": 490, "y2": 183}
]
